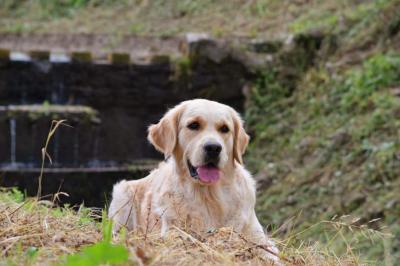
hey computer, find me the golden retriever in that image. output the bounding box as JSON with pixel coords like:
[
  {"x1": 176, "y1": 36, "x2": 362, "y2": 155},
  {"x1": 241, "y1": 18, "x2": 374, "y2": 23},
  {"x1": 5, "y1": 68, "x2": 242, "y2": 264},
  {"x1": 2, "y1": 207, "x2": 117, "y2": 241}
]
[{"x1": 108, "y1": 99, "x2": 280, "y2": 263}]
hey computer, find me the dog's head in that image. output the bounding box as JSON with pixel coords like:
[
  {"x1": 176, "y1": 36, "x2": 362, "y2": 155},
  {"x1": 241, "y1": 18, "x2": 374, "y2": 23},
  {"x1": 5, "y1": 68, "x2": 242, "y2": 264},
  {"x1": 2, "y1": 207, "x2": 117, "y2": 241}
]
[{"x1": 148, "y1": 99, "x2": 249, "y2": 185}]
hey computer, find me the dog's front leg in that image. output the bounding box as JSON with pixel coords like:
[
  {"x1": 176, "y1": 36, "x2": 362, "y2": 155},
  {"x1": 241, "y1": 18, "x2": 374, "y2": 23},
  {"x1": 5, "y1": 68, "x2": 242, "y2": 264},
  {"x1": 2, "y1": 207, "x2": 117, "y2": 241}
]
[
  {"x1": 108, "y1": 181, "x2": 136, "y2": 234},
  {"x1": 161, "y1": 216, "x2": 169, "y2": 237},
  {"x1": 244, "y1": 211, "x2": 282, "y2": 265}
]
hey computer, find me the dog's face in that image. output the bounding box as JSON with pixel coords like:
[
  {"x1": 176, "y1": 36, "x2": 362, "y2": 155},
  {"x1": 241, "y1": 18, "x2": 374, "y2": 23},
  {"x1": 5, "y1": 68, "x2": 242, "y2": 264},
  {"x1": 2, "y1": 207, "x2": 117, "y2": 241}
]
[
  {"x1": 148, "y1": 99, "x2": 249, "y2": 185},
  {"x1": 178, "y1": 101, "x2": 234, "y2": 184}
]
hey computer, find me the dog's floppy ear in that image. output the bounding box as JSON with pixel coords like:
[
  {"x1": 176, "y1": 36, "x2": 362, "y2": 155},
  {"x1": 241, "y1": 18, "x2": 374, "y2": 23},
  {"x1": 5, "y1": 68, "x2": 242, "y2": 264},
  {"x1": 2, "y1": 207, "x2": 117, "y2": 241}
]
[
  {"x1": 148, "y1": 103, "x2": 184, "y2": 157},
  {"x1": 232, "y1": 110, "x2": 250, "y2": 164}
]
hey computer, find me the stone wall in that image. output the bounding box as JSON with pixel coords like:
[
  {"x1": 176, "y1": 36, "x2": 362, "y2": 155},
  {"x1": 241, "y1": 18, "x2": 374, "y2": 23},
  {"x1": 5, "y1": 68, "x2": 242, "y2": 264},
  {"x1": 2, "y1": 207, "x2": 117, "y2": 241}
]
[
  {"x1": 0, "y1": 51, "x2": 248, "y2": 168},
  {"x1": 0, "y1": 33, "x2": 329, "y2": 206}
]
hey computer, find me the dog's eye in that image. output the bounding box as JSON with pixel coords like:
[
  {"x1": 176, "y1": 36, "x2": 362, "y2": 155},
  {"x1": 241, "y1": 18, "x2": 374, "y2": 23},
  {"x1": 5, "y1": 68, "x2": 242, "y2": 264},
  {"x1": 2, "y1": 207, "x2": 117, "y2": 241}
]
[
  {"x1": 219, "y1": 125, "x2": 229, "y2": 133},
  {"x1": 187, "y1": 122, "x2": 200, "y2": 130}
]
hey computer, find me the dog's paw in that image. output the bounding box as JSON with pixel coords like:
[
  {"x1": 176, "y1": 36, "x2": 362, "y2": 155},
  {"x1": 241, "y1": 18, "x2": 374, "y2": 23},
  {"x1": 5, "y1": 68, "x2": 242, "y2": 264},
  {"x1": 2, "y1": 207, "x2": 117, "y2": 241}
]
[{"x1": 257, "y1": 244, "x2": 284, "y2": 266}]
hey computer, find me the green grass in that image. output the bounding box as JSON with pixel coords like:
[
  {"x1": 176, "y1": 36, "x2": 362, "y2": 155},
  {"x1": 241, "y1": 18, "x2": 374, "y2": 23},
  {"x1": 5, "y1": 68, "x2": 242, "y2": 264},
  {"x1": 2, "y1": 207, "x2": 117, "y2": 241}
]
[
  {"x1": 0, "y1": 0, "x2": 383, "y2": 37},
  {"x1": 289, "y1": 0, "x2": 394, "y2": 35},
  {"x1": 58, "y1": 214, "x2": 129, "y2": 266},
  {"x1": 242, "y1": 7, "x2": 400, "y2": 263},
  {"x1": 246, "y1": 45, "x2": 400, "y2": 265}
]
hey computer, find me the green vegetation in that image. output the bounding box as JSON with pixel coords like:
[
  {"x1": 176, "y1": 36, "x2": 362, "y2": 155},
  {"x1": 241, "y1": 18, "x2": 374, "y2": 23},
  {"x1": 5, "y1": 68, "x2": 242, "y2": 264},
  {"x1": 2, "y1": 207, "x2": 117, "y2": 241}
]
[
  {"x1": 289, "y1": 0, "x2": 393, "y2": 35},
  {"x1": 0, "y1": 0, "x2": 390, "y2": 37},
  {"x1": 58, "y1": 216, "x2": 129, "y2": 266},
  {"x1": 245, "y1": 0, "x2": 400, "y2": 263},
  {"x1": 248, "y1": 53, "x2": 400, "y2": 263}
]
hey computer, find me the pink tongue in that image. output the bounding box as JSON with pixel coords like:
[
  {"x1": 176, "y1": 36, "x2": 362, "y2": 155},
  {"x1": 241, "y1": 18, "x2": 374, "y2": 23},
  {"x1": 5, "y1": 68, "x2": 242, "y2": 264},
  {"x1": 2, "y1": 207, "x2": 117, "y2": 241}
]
[{"x1": 197, "y1": 166, "x2": 220, "y2": 183}]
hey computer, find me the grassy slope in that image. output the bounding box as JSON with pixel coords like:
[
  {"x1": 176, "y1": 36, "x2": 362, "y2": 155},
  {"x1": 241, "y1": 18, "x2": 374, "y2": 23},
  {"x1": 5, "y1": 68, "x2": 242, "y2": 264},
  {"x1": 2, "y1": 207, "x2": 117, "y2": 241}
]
[
  {"x1": 0, "y1": 0, "x2": 377, "y2": 37},
  {"x1": 245, "y1": 0, "x2": 400, "y2": 263}
]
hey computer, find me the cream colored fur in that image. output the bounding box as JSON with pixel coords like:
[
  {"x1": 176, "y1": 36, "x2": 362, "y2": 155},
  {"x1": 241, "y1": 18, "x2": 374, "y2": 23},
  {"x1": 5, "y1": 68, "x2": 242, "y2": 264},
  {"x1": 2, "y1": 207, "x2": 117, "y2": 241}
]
[{"x1": 108, "y1": 99, "x2": 280, "y2": 263}]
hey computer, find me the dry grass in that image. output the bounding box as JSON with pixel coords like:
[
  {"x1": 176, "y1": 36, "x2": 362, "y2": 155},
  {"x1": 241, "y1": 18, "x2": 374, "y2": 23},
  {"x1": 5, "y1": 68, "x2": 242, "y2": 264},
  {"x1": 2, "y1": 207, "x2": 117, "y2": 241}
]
[
  {"x1": 0, "y1": 187, "x2": 369, "y2": 266},
  {"x1": 125, "y1": 226, "x2": 363, "y2": 266},
  {"x1": 0, "y1": 189, "x2": 102, "y2": 265}
]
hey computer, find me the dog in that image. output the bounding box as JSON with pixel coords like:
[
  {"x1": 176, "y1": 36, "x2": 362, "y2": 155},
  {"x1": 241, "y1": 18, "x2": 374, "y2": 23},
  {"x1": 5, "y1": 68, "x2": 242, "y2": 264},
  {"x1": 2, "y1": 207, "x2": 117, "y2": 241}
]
[{"x1": 108, "y1": 99, "x2": 280, "y2": 262}]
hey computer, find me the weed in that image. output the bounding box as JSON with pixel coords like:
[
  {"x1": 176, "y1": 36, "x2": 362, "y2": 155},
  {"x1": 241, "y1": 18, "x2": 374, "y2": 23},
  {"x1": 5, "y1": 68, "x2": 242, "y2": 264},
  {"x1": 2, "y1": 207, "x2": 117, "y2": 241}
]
[{"x1": 57, "y1": 215, "x2": 129, "y2": 266}]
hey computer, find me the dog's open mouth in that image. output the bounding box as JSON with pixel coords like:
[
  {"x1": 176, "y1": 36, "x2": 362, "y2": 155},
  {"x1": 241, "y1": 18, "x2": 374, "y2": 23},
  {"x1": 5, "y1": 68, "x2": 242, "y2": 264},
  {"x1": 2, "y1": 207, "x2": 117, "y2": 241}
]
[{"x1": 187, "y1": 160, "x2": 220, "y2": 184}]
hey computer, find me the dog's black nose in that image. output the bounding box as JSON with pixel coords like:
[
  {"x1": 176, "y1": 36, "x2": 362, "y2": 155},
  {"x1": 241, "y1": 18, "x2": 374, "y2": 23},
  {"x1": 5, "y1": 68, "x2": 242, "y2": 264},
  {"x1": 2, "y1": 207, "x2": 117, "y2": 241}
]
[{"x1": 204, "y1": 143, "x2": 222, "y2": 159}]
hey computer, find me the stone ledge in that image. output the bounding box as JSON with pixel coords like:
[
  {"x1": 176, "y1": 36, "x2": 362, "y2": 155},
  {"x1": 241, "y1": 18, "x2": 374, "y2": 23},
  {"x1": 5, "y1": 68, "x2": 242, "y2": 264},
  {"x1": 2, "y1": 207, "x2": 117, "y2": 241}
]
[
  {"x1": 0, "y1": 32, "x2": 335, "y2": 68},
  {"x1": 0, "y1": 104, "x2": 100, "y2": 123},
  {"x1": 0, "y1": 159, "x2": 158, "y2": 173}
]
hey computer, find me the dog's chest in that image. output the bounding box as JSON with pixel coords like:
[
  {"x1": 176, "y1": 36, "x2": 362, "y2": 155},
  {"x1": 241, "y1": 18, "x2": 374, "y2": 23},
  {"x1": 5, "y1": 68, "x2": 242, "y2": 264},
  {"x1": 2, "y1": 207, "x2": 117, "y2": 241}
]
[{"x1": 159, "y1": 187, "x2": 246, "y2": 231}]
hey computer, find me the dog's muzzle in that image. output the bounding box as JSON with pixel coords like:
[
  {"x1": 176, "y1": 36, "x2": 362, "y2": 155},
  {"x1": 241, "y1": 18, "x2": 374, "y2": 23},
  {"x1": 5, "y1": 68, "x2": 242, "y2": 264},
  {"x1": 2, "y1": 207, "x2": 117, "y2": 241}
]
[{"x1": 187, "y1": 160, "x2": 220, "y2": 184}]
